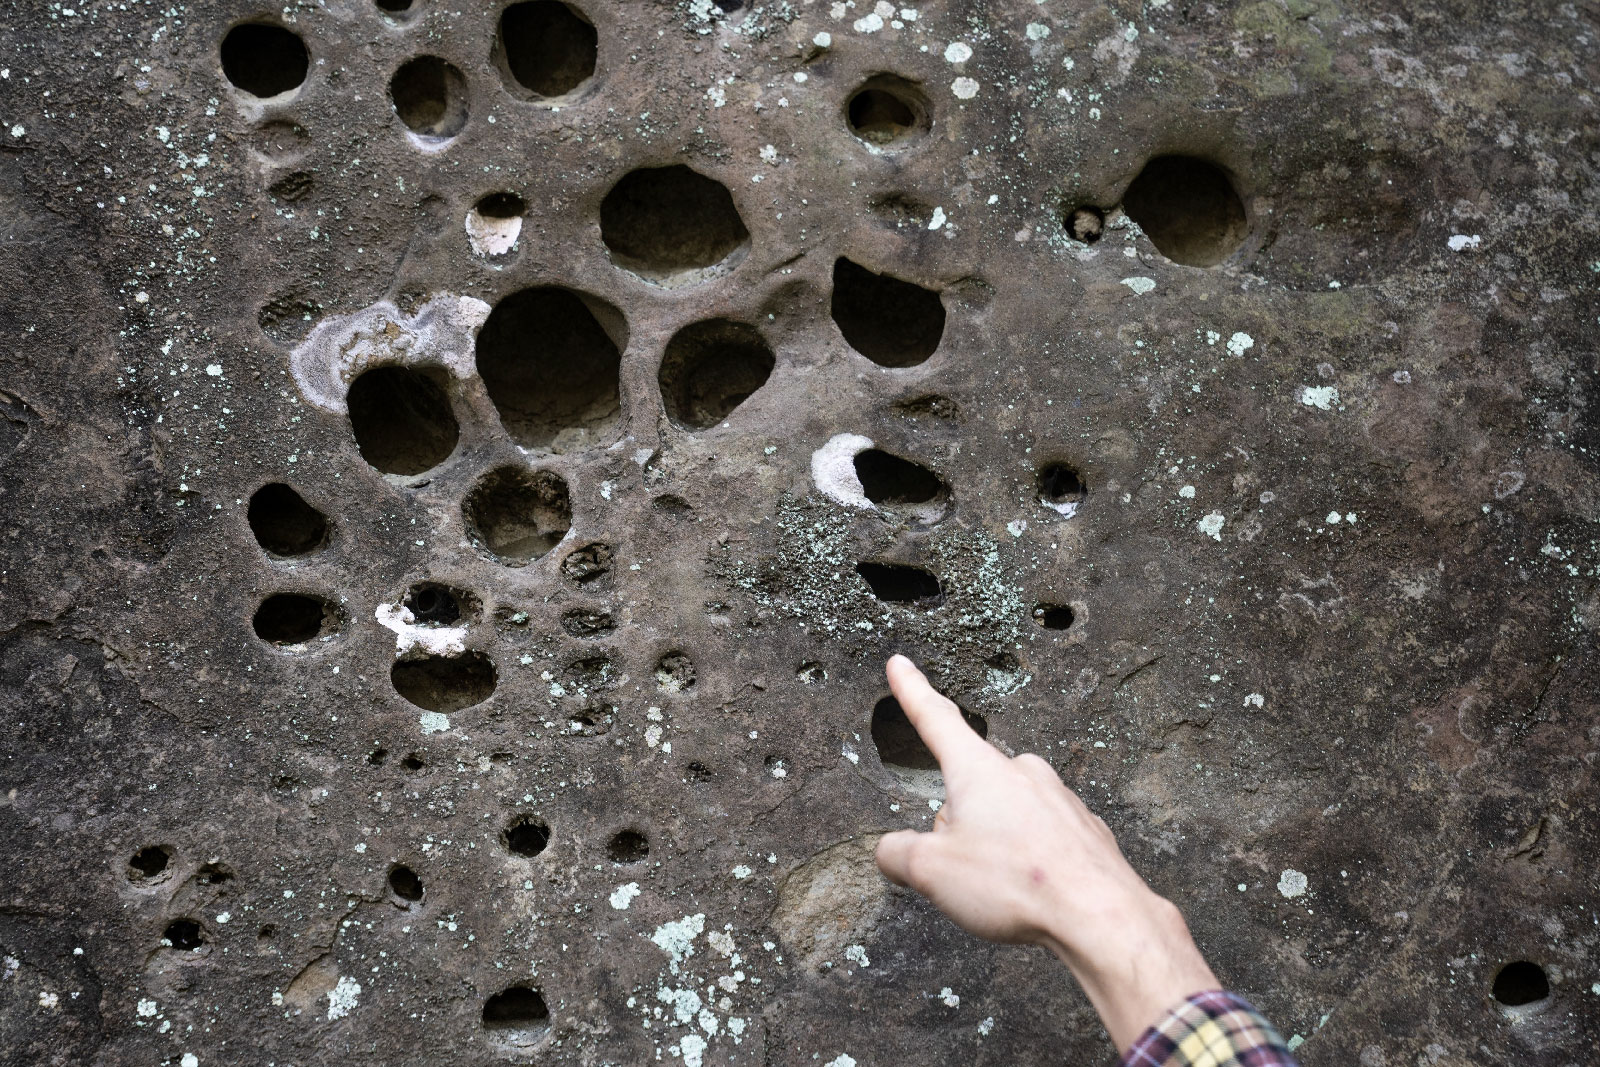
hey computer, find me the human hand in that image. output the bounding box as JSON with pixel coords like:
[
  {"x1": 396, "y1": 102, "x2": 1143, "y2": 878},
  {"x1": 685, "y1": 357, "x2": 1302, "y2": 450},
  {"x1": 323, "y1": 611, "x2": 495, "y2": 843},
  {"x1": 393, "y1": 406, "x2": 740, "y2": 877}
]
[{"x1": 873, "y1": 654, "x2": 1218, "y2": 1050}]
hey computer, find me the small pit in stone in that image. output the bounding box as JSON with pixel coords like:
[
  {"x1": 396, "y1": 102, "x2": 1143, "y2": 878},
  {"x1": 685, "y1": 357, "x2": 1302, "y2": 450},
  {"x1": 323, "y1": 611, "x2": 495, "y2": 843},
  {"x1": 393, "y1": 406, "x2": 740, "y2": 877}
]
[
  {"x1": 831, "y1": 258, "x2": 945, "y2": 368},
  {"x1": 401, "y1": 753, "x2": 427, "y2": 773},
  {"x1": 389, "y1": 55, "x2": 469, "y2": 142},
  {"x1": 1038, "y1": 463, "x2": 1086, "y2": 515},
  {"x1": 476, "y1": 287, "x2": 625, "y2": 451},
  {"x1": 853, "y1": 449, "x2": 948, "y2": 513},
  {"x1": 390, "y1": 651, "x2": 497, "y2": 712},
  {"x1": 466, "y1": 191, "x2": 526, "y2": 258},
  {"x1": 1491, "y1": 961, "x2": 1549, "y2": 1008},
  {"x1": 1066, "y1": 206, "x2": 1104, "y2": 244},
  {"x1": 483, "y1": 986, "x2": 550, "y2": 1042},
  {"x1": 607, "y1": 829, "x2": 649, "y2": 863},
  {"x1": 220, "y1": 23, "x2": 309, "y2": 99},
  {"x1": 658, "y1": 319, "x2": 775, "y2": 430},
  {"x1": 846, "y1": 75, "x2": 930, "y2": 149},
  {"x1": 856, "y1": 562, "x2": 943, "y2": 608},
  {"x1": 248, "y1": 483, "x2": 328, "y2": 556},
  {"x1": 1121, "y1": 155, "x2": 1249, "y2": 267},
  {"x1": 197, "y1": 863, "x2": 233, "y2": 886},
  {"x1": 562, "y1": 542, "x2": 613, "y2": 585},
  {"x1": 655, "y1": 652, "x2": 696, "y2": 693},
  {"x1": 871, "y1": 695, "x2": 987, "y2": 793},
  {"x1": 252, "y1": 593, "x2": 339, "y2": 646},
  {"x1": 600, "y1": 165, "x2": 750, "y2": 287},
  {"x1": 463, "y1": 466, "x2": 572, "y2": 564},
  {"x1": 388, "y1": 864, "x2": 424, "y2": 903},
  {"x1": 1034, "y1": 603, "x2": 1075, "y2": 630},
  {"x1": 128, "y1": 846, "x2": 171, "y2": 881},
  {"x1": 568, "y1": 703, "x2": 615, "y2": 736},
  {"x1": 163, "y1": 919, "x2": 205, "y2": 952},
  {"x1": 502, "y1": 816, "x2": 550, "y2": 858},
  {"x1": 403, "y1": 582, "x2": 476, "y2": 626},
  {"x1": 495, "y1": 1, "x2": 597, "y2": 99},
  {"x1": 347, "y1": 365, "x2": 459, "y2": 476},
  {"x1": 561, "y1": 608, "x2": 615, "y2": 637}
]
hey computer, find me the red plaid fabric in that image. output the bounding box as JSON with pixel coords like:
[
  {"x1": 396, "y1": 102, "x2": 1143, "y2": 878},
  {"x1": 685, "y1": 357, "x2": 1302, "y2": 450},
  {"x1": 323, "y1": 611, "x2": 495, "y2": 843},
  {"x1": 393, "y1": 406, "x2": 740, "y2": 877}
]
[{"x1": 1121, "y1": 990, "x2": 1300, "y2": 1067}]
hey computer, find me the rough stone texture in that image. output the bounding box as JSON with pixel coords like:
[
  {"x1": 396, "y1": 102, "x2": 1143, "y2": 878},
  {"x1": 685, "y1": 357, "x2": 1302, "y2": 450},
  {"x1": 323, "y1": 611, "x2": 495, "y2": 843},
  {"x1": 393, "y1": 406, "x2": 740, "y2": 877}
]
[{"x1": 1, "y1": 1, "x2": 1597, "y2": 1065}]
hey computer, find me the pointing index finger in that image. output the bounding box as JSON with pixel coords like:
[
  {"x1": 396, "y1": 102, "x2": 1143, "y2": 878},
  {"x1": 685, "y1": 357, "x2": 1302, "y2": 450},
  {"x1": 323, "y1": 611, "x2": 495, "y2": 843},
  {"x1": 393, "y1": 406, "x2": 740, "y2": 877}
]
[{"x1": 885, "y1": 655, "x2": 989, "y2": 771}]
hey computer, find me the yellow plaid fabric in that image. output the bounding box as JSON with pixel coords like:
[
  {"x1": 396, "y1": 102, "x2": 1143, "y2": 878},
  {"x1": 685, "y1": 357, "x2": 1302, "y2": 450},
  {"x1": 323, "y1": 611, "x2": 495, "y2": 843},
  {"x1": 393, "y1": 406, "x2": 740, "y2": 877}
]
[{"x1": 1121, "y1": 991, "x2": 1299, "y2": 1067}]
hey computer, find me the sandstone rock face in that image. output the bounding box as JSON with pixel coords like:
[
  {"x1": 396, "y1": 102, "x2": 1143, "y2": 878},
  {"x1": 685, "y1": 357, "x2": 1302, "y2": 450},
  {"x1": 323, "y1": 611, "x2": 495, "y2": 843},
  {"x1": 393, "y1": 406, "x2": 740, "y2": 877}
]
[{"x1": 1, "y1": 0, "x2": 1596, "y2": 1064}]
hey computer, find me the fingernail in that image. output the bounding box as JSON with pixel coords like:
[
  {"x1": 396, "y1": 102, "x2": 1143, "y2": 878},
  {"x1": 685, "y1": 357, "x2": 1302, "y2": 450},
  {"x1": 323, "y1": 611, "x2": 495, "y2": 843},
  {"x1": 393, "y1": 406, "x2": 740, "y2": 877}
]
[{"x1": 888, "y1": 653, "x2": 911, "y2": 668}]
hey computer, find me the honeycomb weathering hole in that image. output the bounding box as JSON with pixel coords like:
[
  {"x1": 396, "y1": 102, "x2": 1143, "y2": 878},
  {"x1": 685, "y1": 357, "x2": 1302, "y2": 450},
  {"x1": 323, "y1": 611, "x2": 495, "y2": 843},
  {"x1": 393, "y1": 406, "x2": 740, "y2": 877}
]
[
  {"x1": 220, "y1": 23, "x2": 309, "y2": 99},
  {"x1": 503, "y1": 816, "x2": 551, "y2": 857},
  {"x1": 853, "y1": 449, "x2": 947, "y2": 508},
  {"x1": 830, "y1": 258, "x2": 945, "y2": 367},
  {"x1": 496, "y1": 1, "x2": 597, "y2": 99},
  {"x1": 607, "y1": 829, "x2": 649, "y2": 863},
  {"x1": 1066, "y1": 206, "x2": 1104, "y2": 244},
  {"x1": 483, "y1": 985, "x2": 550, "y2": 1041},
  {"x1": 248, "y1": 483, "x2": 328, "y2": 556},
  {"x1": 1034, "y1": 603, "x2": 1075, "y2": 630},
  {"x1": 253, "y1": 593, "x2": 339, "y2": 646},
  {"x1": 163, "y1": 919, "x2": 205, "y2": 951},
  {"x1": 128, "y1": 845, "x2": 171, "y2": 881},
  {"x1": 476, "y1": 287, "x2": 625, "y2": 452},
  {"x1": 846, "y1": 75, "x2": 930, "y2": 149},
  {"x1": 655, "y1": 652, "x2": 696, "y2": 693},
  {"x1": 871, "y1": 695, "x2": 987, "y2": 789},
  {"x1": 346, "y1": 365, "x2": 459, "y2": 475},
  {"x1": 389, "y1": 55, "x2": 469, "y2": 142},
  {"x1": 856, "y1": 561, "x2": 943, "y2": 608},
  {"x1": 463, "y1": 466, "x2": 572, "y2": 564},
  {"x1": 1491, "y1": 961, "x2": 1549, "y2": 1007},
  {"x1": 1038, "y1": 463, "x2": 1086, "y2": 514},
  {"x1": 658, "y1": 319, "x2": 775, "y2": 430},
  {"x1": 388, "y1": 864, "x2": 424, "y2": 903},
  {"x1": 390, "y1": 651, "x2": 497, "y2": 712},
  {"x1": 1121, "y1": 155, "x2": 1248, "y2": 267},
  {"x1": 600, "y1": 165, "x2": 750, "y2": 287},
  {"x1": 403, "y1": 582, "x2": 475, "y2": 625},
  {"x1": 467, "y1": 192, "x2": 526, "y2": 258}
]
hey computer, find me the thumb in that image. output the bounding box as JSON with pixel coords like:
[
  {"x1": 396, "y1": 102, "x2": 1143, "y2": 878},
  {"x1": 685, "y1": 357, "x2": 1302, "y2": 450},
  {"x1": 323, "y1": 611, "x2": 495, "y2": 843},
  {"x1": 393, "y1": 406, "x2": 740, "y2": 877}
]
[{"x1": 875, "y1": 829, "x2": 924, "y2": 888}]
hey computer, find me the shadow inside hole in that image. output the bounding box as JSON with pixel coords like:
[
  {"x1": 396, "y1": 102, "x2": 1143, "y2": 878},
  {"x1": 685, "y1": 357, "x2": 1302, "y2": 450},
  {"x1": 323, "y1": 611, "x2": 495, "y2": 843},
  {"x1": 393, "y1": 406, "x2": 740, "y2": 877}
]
[
  {"x1": 389, "y1": 55, "x2": 469, "y2": 141},
  {"x1": 1491, "y1": 960, "x2": 1550, "y2": 1009},
  {"x1": 502, "y1": 816, "x2": 550, "y2": 857},
  {"x1": 1038, "y1": 463, "x2": 1086, "y2": 514},
  {"x1": 128, "y1": 845, "x2": 171, "y2": 881},
  {"x1": 462, "y1": 466, "x2": 572, "y2": 564},
  {"x1": 163, "y1": 919, "x2": 206, "y2": 951},
  {"x1": 197, "y1": 863, "x2": 233, "y2": 886},
  {"x1": 220, "y1": 23, "x2": 309, "y2": 99},
  {"x1": 846, "y1": 75, "x2": 930, "y2": 148},
  {"x1": 1033, "y1": 603, "x2": 1075, "y2": 630},
  {"x1": 388, "y1": 864, "x2": 424, "y2": 902},
  {"x1": 496, "y1": 1, "x2": 597, "y2": 99},
  {"x1": 248, "y1": 483, "x2": 329, "y2": 556},
  {"x1": 467, "y1": 192, "x2": 526, "y2": 257},
  {"x1": 347, "y1": 365, "x2": 459, "y2": 475},
  {"x1": 856, "y1": 561, "x2": 943, "y2": 608},
  {"x1": 252, "y1": 593, "x2": 339, "y2": 646},
  {"x1": 830, "y1": 258, "x2": 945, "y2": 368},
  {"x1": 1121, "y1": 155, "x2": 1248, "y2": 267},
  {"x1": 607, "y1": 829, "x2": 649, "y2": 863},
  {"x1": 871, "y1": 695, "x2": 986, "y2": 794},
  {"x1": 655, "y1": 652, "x2": 696, "y2": 693},
  {"x1": 400, "y1": 752, "x2": 427, "y2": 773},
  {"x1": 404, "y1": 582, "x2": 476, "y2": 626},
  {"x1": 377, "y1": 0, "x2": 415, "y2": 10},
  {"x1": 600, "y1": 165, "x2": 750, "y2": 287},
  {"x1": 483, "y1": 986, "x2": 550, "y2": 1043},
  {"x1": 658, "y1": 319, "x2": 775, "y2": 430},
  {"x1": 1065, "y1": 206, "x2": 1104, "y2": 244},
  {"x1": 568, "y1": 703, "x2": 615, "y2": 735},
  {"x1": 367, "y1": 748, "x2": 389, "y2": 766},
  {"x1": 390, "y1": 651, "x2": 498, "y2": 712},
  {"x1": 853, "y1": 448, "x2": 947, "y2": 512},
  {"x1": 561, "y1": 542, "x2": 613, "y2": 585}
]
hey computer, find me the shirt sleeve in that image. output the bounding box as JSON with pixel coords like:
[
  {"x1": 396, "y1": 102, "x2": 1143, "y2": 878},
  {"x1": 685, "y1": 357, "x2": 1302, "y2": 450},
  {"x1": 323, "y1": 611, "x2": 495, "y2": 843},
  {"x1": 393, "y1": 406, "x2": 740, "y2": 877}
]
[{"x1": 1119, "y1": 990, "x2": 1301, "y2": 1067}]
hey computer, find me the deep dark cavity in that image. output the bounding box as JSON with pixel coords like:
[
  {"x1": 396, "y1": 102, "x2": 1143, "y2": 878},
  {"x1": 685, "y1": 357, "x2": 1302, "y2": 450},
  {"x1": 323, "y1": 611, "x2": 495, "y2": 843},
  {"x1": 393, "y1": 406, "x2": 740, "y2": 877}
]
[
  {"x1": 853, "y1": 449, "x2": 946, "y2": 507},
  {"x1": 377, "y1": 0, "x2": 415, "y2": 11},
  {"x1": 367, "y1": 748, "x2": 389, "y2": 766},
  {"x1": 248, "y1": 483, "x2": 328, "y2": 556},
  {"x1": 503, "y1": 816, "x2": 551, "y2": 857},
  {"x1": 462, "y1": 466, "x2": 572, "y2": 564},
  {"x1": 846, "y1": 75, "x2": 930, "y2": 148},
  {"x1": 476, "y1": 287, "x2": 624, "y2": 451},
  {"x1": 856, "y1": 562, "x2": 943, "y2": 608},
  {"x1": 1034, "y1": 603, "x2": 1075, "y2": 630},
  {"x1": 390, "y1": 651, "x2": 498, "y2": 712},
  {"x1": 561, "y1": 608, "x2": 615, "y2": 637},
  {"x1": 1067, "y1": 206, "x2": 1104, "y2": 243},
  {"x1": 655, "y1": 652, "x2": 696, "y2": 693},
  {"x1": 685, "y1": 761, "x2": 713, "y2": 783},
  {"x1": 483, "y1": 986, "x2": 550, "y2": 1035},
  {"x1": 346, "y1": 365, "x2": 459, "y2": 475},
  {"x1": 1038, "y1": 463, "x2": 1086, "y2": 506},
  {"x1": 496, "y1": 1, "x2": 597, "y2": 98},
  {"x1": 607, "y1": 829, "x2": 649, "y2": 863},
  {"x1": 473, "y1": 191, "x2": 526, "y2": 219},
  {"x1": 163, "y1": 919, "x2": 205, "y2": 951},
  {"x1": 1491, "y1": 961, "x2": 1549, "y2": 1007},
  {"x1": 401, "y1": 753, "x2": 427, "y2": 773},
  {"x1": 713, "y1": 0, "x2": 744, "y2": 10},
  {"x1": 197, "y1": 863, "x2": 233, "y2": 885},
  {"x1": 129, "y1": 845, "x2": 171, "y2": 881},
  {"x1": 568, "y1": 703, "x2": 615, "y2": 736},
  {"x1": 658, "y1": 318, "x2": 775, "y2": 430},
  {"x1": 388, "y1": 864, "x2": 424, "y2": 902},
  {"x1": 600, "y1": 166, "x2": 750, "y2": 285},
  {"x1": 872, "y1": 695, "x2": 987, "y2": 771},
  {"x1": 831, "y1": 258, "x2": 945, "y2": 367},
  {"x1": 1121, "y1": 156, "x2": 1248, "y2": 266},
  {"x1": 389, "y1": 56, "x2": 469, "y2": 141},
  {"x1": 220, "y1": 23, "x2": 309, "y2": 98},
  {"x1": 562, "y1": 542, "x2": 613, "y2": 585},
  {"x1": 404, "y1": 582, "x2": 476, "y2": 626},
  {"x1": 252, "y1": 593, "x2": 336, "y2": 646}
]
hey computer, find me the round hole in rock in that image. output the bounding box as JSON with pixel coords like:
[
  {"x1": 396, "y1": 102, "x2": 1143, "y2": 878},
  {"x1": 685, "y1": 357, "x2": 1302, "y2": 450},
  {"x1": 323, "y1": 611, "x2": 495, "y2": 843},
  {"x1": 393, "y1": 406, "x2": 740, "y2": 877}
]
[
  {"x1": 845, "y1": 75, "x2": 930, "y2": 148},
  {"x1": 248, "y1": 483, "x2": 329, "y2": 556},
  {"x1": 830, "y1": 258, "x2": 945, "y2": 368},
  {"x1": 655, "y1": 652, "x2": 696, "y2": 693},
  {"x1": 252, "y1": 593, "x2": 337, "y2": 646},
  {"x1": 855, "y1": 561, "x2": 943, "y2": 608},
  {"x1": 1066, "y1": 206, "x2": 1104, "y2": 244},
  {"x1": 1121, "y1": 155, "x2": 1248, "y2": 267},
  {"x1": 607, "y1": 829, "x2": 649, "y2": 863},
  {"x1": 658, "y1": 319, "x2": 775, "y2": 431},
  {"x1": 1034, "y1": 603, "x2": 1075, "y2": 630},
  {"x1": 476, "y1": 287, "x2": 625, "y2": 452},
  {"x1": 1038, "y1": 463, "x2": 1086, "y2": 513},
  {"x1": 496, "y1": 1, "x2": 597, "y2": 99},
  {"x1": 390, "y1": 651, "x2": 497, "y2": 712},
  {"x1": 163, "y1": 919, "x2": 205, "y2": 951},
  {"x1": 400, "y1": 753, "x2": 427, "y2": 773},
  {"x1": 388, "y1": 864, "x2": 424, "y2": 902},
  {"x1": 567, "y1": 703, "x2": 615, "y2": 736},
  {"x1": 403, "y1": 582, "x2": 476, "y2": 626},
  {"x1": 853, "y1": 449, "x2": 947, "y2": 507},
  {"x1": 466, "y1": 191, "x2": 525, "y2": 258},
  {"x1": 197, "y1": 863, "x2": 234, "y2": 885},
  {"x1": 462, "y1": 466, "x2": 572, "y2": 564},
  {"x1": 600, "y1": 165, "x2": 750, "y2": 287},
  {"x1": 376, "y1": 0, "x2": 415, "y2": 11},
  {"x1": 220, "y1": 23, "x2": 309, "y2": 99},
  {"x1": 389, "y1": 55, "x2": 469, "y2": 141},
  {"x1": 502, "y1": 816, "x2": 550, "y2": 857},
  {"x1": 871, "y1": 695, "x2": 987, "y2": 791},
  {"x1": 1491, "y1": 961, "x2": 1549, "y2": 1007},
  {"x1": 561, "y1": 542, "x2": 613, "y2": 585},
  {"x1": 128, "y1": 845, "x2": 171, "y2": 881},
  {"x1": 483, "y1": 985, "x2": 550, "y2": 1040},
  {"x1": 346, "y1": 365, "x2": 459, "y2": 475},
  {"x1": 367, "y1": 747, "x2": 389, "y2": 766}
]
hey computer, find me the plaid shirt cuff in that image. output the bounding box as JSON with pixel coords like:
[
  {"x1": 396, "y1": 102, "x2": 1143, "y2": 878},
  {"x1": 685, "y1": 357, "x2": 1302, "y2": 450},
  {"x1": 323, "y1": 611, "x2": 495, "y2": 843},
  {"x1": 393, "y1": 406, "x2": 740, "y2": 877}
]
[{"x1": 1119, "y1": 990, "x2": 1300, "y2": 1067}]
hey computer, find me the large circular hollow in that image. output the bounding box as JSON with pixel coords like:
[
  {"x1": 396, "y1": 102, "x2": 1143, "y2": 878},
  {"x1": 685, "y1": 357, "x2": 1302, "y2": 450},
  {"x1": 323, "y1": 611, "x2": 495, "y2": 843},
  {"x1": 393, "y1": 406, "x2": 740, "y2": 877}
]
[
  {"x1": 389, "y1": 55, "x2": 469, "y2": 141},
  {"x1": 346, "y1": 365, "x2": 459, "y2": 475},
  {"x1": 1121, "y1": 155, "x2": 1249, "y2": 267},
  {"x1": 390, "y1": 651, "x2": 498, "y2": 712},
  {"x1": 599, "y1": 166, "x2": 750, "y2": 287},
  {"x1": 248, "y1": 483, "x2": 329, "y2": 556},
  {"x1": 830, "y1": 257, "x2": 945, "y2": 367},
  {"x1": 475, "y1": 287, "x2": 624, "y2": 452},
  {"x1": 252, "y1": 593, "x2": 340, "y2": 646},
  {"x1": 496, "y1": 1, "x2": 597, "y2": 99},
  {"x1": 483, "y1": 985, "x2": 550, "y2": 1043},
  {"x1": 220, "y1": 23, "x2": 309, "y2": 99},
  {"x1": 658, "y1": 319, "x2": 775, "y2": 430},
  {"x1": 845, "y1": 75, "x2": 930, "y2": 149},
  {"x1": 502, "y1": 815, "x2": 551, "y2": 857},
  {"x1": 1491, "y1": 960, "x2": 1550, "y2": 1008},
  {"x1": 870, "y1": 695, "x2": 986, "y2": 793},
  {"x1": 462, "y1": 466, "x2": 572, "y2": 564}
]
